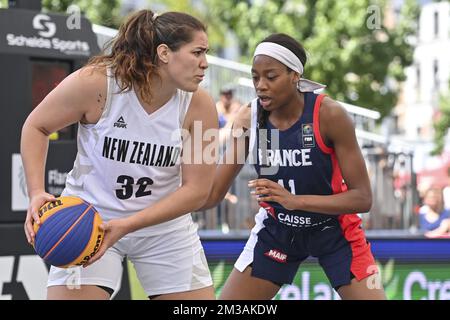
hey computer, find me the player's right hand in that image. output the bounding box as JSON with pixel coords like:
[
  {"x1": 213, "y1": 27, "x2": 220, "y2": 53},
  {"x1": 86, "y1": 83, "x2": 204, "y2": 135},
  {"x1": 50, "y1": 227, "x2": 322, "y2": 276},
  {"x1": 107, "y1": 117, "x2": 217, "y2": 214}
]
[{"x1": 24, "y1": 191, "x2": 57, "y2": 245}]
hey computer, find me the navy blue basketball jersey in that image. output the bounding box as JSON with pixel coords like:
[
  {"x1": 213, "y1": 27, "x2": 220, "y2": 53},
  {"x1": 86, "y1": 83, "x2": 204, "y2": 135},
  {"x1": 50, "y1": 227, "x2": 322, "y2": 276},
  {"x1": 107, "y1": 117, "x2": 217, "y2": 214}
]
[{"x1": 251, "y1": 93, "x2": 349, "y2": 228}]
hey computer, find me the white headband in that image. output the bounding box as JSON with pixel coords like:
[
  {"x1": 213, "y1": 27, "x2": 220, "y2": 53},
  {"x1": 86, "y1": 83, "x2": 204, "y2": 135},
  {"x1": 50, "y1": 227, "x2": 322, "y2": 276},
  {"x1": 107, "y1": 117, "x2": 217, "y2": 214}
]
[{"x1": 253, "y1": 42, "x2": 326, "y2": 92}]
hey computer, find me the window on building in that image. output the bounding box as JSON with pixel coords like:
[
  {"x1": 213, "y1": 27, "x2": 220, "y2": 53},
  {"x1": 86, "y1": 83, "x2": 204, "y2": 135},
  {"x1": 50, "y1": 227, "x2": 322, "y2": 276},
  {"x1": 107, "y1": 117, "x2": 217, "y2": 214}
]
[
  {"x1": 434, "y1": 11, "x2": 439, "y2": 38},
  {"x1": 416, "y1": 64, "x2": 421, "y2": 100},
  {"x1": 433, "y1": 59, "x2": 439, "y2": 90}
]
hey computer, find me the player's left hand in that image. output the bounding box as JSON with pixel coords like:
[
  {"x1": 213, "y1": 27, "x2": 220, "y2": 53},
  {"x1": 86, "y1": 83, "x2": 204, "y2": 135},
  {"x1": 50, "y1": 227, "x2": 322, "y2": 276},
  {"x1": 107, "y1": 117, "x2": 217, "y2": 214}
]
[
  {"x1": 83, "y1": 219, "x2": 129, "y2": 268},
  {"x1": 248, "y1": 178, "x2": 297, "y2": 210}
]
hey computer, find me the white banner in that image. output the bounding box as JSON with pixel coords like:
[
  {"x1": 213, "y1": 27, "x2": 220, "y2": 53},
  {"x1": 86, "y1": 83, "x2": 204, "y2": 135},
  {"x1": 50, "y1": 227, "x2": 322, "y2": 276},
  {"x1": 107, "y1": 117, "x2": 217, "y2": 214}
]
[{"x1": 11, "y1": 153, "x2": 29, "y2": 211}]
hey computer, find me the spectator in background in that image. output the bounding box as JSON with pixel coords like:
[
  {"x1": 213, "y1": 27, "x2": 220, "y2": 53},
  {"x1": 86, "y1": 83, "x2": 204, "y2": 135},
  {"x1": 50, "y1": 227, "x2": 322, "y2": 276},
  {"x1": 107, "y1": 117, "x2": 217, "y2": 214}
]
[
  {"x1": 419, "y1": 187, "x2": 450, "y2": 238},
  {"x1": 216, "y1": 85, "x2": 241, "y2": 131},
  {"x1": 215, "y1": 86, "x2": 240, "y2": 232},
  {"x1": 443, "y1": 167, "x2": 450, "y2": 211}
]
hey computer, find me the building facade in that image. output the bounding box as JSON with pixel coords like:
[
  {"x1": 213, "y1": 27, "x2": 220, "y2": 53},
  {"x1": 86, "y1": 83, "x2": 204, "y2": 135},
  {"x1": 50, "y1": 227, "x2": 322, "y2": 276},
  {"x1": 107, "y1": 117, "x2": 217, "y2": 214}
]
[{"x1": 396, "y1": 1, "x2": 450, "y2": 140}]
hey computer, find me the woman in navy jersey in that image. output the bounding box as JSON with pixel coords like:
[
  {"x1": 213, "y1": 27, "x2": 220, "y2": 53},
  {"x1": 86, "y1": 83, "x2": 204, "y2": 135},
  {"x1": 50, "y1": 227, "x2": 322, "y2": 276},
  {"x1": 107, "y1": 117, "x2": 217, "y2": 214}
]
[
  {"x1": 203, "y1": 33, "x2": 386, "y2": 299},
  {"x1": 21, "y1": 10, "x2": 218, "y2": 300}
]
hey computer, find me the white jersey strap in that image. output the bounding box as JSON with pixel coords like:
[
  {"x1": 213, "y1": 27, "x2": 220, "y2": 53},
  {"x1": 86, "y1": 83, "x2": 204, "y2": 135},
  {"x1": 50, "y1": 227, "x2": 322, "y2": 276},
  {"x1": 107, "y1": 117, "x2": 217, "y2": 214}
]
[
  {"x1": 178, "y1": 90, "x2": 193, "y2": 128},
  {"x1": 248, "y1": 98, "x2": 258, "y2": 165},
  {"x1": 101, "y1": 67, "x2": 115, "y2": 120}
]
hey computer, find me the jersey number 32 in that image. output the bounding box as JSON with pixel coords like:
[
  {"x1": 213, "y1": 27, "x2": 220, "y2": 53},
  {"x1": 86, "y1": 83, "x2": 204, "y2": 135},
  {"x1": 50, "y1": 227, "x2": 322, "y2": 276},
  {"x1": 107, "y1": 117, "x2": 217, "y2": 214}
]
[{"x1": 115, "y1": 175, "x2": 153, "y2": 200}]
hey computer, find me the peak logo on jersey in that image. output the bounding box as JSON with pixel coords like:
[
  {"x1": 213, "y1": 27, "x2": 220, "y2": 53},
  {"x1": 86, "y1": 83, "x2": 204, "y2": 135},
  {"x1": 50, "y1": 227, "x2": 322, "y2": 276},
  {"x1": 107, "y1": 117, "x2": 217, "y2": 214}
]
[
  {"x1": 114, "y1": 116, "x2": 127, "y2": 128},
  {"x1": 264, "y1": 249, "x2": 287, "y2": 263}
]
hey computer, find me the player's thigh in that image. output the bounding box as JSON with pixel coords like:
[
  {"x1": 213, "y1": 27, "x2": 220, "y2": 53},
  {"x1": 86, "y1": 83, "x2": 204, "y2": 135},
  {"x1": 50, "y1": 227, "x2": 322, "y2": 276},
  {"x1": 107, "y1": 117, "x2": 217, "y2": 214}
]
[
  {"x1": 46, "y1": 246, "x2": 124, "y2": 300},
  {"x1": 220, "y1": 267, "x2": 280, "y2": 300},
  {"x1": 47, "y1": 285, "x2": 110, "y2": 300},
  {"x1": 337, "y1": 273, "x2": 386, "y2": 300},
  {"x1": 153, "y1": 286, "x2": 215, "y2": 300},
  {"x1": 131, "y1": 222, "x2": 213, "y2": 298}
]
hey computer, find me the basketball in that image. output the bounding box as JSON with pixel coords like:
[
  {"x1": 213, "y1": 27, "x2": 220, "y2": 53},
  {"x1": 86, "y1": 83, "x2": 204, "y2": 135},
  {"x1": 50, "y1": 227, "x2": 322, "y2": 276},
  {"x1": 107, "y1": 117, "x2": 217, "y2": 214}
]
[{"x1": 33, "y1": 196, "x2": 104, "y2": 268}]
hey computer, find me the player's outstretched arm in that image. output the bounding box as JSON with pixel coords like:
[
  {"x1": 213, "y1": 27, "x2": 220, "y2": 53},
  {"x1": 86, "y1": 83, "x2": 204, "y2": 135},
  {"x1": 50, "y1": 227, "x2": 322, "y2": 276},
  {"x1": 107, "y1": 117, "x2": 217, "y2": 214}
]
[{"x1": 201, "y1": 103, "x2": 251, "y2": 210}]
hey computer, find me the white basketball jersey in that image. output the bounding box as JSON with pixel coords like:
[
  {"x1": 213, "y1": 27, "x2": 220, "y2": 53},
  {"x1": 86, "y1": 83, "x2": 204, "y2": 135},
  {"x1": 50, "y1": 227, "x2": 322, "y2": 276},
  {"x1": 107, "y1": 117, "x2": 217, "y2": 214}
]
[{"x1": 62, "y1": 69, "x2": 192, "y2": 236}]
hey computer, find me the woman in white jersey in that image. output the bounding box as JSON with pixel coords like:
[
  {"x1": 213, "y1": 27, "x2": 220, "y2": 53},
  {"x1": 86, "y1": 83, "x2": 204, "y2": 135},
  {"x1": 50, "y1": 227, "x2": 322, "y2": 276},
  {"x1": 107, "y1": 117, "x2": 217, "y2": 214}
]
[{"x1": 21, "y1": 10, "x2": 218, "y2": 300}]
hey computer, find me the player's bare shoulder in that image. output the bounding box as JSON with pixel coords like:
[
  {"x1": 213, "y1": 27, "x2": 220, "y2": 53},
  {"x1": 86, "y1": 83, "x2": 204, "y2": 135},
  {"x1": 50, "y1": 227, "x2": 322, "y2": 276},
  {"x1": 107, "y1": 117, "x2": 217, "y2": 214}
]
[
  {"x1": 76, "y1": 65, "x2": 108, "y2": 109},
  {"x1": 57, "y1": 65, "x2": 108, "y2": 124},
  {"x1": 319, "y1": 96, "x2": 353, "y2": 127},
  {"x1": 66, "y1": 65, "x2": 107, "y2": 95},
  {"x1": 185, "y1": 87, "x2": 216, "y2": 127},
  {"x1": 190, "y1": 87, "x2": 216, "y2": 112},
  {"x1": 319, "y1": 96, "x2": 357, "y2": 144}
]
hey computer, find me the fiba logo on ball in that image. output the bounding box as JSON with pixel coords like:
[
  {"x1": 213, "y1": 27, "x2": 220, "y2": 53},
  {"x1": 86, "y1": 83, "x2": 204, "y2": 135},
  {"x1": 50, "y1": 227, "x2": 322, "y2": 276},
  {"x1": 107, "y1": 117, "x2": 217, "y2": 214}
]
[{"x1": 33, "y1": 196, "x2": 104, "y2": 268}]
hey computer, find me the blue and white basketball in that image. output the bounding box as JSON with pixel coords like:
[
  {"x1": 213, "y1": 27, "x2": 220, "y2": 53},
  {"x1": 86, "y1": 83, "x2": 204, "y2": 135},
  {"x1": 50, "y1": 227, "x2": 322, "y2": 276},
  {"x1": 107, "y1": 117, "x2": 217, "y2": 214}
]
[{"x1": 33, "y1": 196, "x2": 104, "y2": 268}]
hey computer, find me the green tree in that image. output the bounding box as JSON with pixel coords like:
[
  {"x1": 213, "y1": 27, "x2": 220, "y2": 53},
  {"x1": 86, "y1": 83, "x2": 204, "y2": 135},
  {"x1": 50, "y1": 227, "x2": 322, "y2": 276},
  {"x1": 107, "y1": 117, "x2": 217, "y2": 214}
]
[
  {"x1": 203, "y1": 0, "x2": 419, "y2": 117},
  {"x1": 145, "y1": 0, "x2": 228, "y2": 56},
  {"x1": 432, "y1": 92, "x2": 450, "y2": 155},
  {"x1": 41, "y1": 0, "x2": 122, "y2": 28}
]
